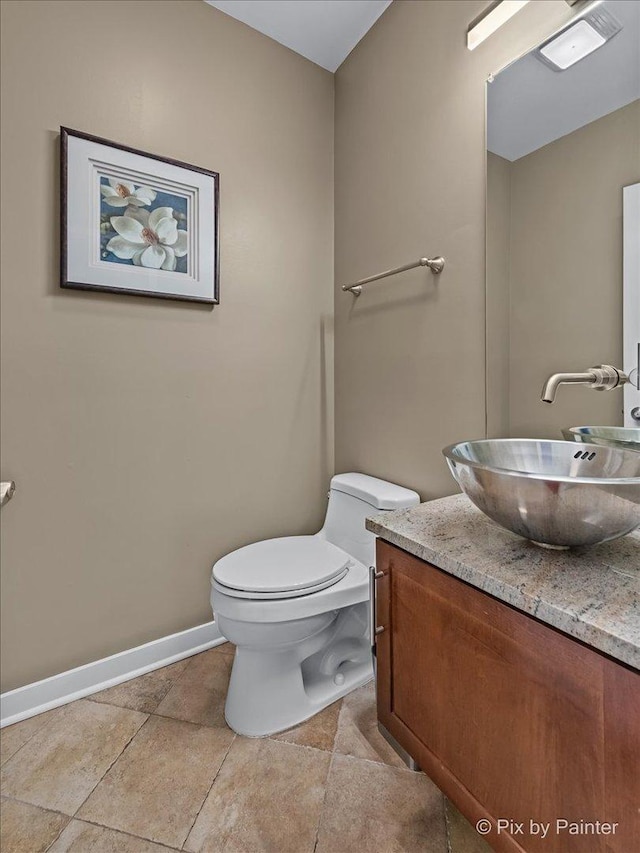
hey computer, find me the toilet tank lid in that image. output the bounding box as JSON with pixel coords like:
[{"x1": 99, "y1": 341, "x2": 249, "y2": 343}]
[{"x1": 330, "y1": 473, "x2": 420, "y2": 510}]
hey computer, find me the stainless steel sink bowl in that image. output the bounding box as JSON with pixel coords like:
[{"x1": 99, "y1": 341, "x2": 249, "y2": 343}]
[
  {"x1": 562, "y1": 426, "x2": 640, "y2": 452},
  {"x1": 442, "y1": 439, "x2": 640, "y2": 548}
]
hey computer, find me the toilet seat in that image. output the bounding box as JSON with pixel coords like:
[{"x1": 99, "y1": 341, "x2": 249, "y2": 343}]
[{"x1": 212, "y1": 536, "x2": 352, "y2": 600}]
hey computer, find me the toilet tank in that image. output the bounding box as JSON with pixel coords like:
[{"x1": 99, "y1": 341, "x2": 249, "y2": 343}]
[{"x1": 318, "y1": 473, "x2": 420, "y2": 567}]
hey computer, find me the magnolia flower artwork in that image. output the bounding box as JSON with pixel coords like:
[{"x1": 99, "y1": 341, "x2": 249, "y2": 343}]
[
  {"x1": 100, "y1": 178, "x2": 189, "y2": 273},
  {"x1": 61, "y1": 127, "x2": 219, "y2": 304}
]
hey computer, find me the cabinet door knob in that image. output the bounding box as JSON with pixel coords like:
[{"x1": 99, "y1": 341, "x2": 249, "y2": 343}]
[
  {"x1": 631, "y1": 407, "x2": 640, "y2": 421},
  {"x1": 375, "y1": 625, "x2": 386, "y2": 635}
]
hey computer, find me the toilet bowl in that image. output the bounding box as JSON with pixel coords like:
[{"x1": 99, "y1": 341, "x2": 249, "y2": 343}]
[{"x1": 211, "y1": 473, "x2": 420, "y2": 737}]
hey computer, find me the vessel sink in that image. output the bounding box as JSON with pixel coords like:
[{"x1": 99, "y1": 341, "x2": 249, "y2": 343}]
[
  {"x1": 442, "y1": 439, "x2": 640, "y2": 549},
  {"x1": 562, "y1": 426, "x2": 640, "y2": 452}
]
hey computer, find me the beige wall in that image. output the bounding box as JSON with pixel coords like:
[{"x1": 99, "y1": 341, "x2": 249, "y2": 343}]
[
  {"x1": 0, "y1": 0, "x2": 334, "y2": 691},
  {"x1": 334, "y1": 0, "x2": 575, "y2": 499},
  {"x1": 486, "y1": 152, "x2": 512, "y2": 438},
  {"x1": 506, "y1": 101, "x2": 640, "y2": 438}
]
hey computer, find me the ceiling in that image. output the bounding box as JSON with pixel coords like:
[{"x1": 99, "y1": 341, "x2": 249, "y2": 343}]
[
  {"x1": 487, "y1": 0, "x2": 640, "y2": 161},
  {"x1": 204, "y1": 0, "x2": 392, "y2": 72}
]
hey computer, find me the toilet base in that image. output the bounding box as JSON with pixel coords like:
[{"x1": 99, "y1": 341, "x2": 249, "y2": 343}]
[
  {"x1": 221, "y1": 602, "x2": 373, "y2": 737},
  {"x1": 225, "y1": 652, "x2": 373, "y2": 737}
]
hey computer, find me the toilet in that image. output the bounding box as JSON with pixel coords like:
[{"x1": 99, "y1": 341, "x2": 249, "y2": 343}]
[{"x1": 211, "y1": 473, "x2": 420, "y2": 737}]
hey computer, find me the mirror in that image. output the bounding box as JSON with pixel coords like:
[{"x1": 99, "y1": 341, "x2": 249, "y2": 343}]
[{"x1": 485, "y1": 0, "x2": 640, "y2": 441}]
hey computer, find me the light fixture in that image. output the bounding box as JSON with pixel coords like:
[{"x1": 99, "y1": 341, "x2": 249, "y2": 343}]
[
  {"x1": 539, "y1": 20, "x2": 604, "y2": 69},
  {"x1": 537, "y1": 6, "x2": 622, "y2": 70},
  {"x1": 467, "y1": 1, "x2": 531, "y2": 51}
]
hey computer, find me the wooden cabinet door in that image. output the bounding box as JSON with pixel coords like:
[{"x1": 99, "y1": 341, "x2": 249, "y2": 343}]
[
  {"x1": 375, "y1": 540, "x2": 639, "y2": 853},
  {"x1": 603, "y1": 662, "x2": 640, "y2": 853}
]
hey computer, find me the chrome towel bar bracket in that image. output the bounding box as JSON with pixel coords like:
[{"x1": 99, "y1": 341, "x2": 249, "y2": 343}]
[
  {"x1": 342, "y1": 255, "x2": 445, "y2": 296},
  {"x1": 1, "y1": 481, "x2": 16, "y2": 507}
]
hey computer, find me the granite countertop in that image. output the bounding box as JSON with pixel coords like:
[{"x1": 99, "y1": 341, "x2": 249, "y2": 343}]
[{"x1": 366, "y1": 493, "x2": 639, "y2": 670}]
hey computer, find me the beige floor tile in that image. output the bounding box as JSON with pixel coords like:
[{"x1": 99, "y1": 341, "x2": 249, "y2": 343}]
[
  {"x1": 0, "y1": 700, "x2": 147, "y2": 815},
  {"x1": 90, "y1": 659, "x2": 191, "y2": 714},
  {"x1": 333, "y1": 681, "x2": 407, "y2": 768},
  {"x1": 316, "y1": 754, "x2": 447, "y2": 853},
  {"x1": 445, "y1": 799, "x2": 493, "y2": 853},
  {"x1": 78, "y1": 715, "x2": 234, "y2": 848},
  {"x1": 271, "y1": 699, "x2": 342, "y2": 752},
  {"x1": 0, "y1": 796, "x2": 69, "y2": 853},
  {"x1": 48, "y1": 819, "x2": 179, "y2": 852},
  {"x1": 215, "y1": 640, "x2": 236, "y2": 655},
  {"x1": 185, "y1": 737, "x2": 331, "y2": 853},
  {"x1": 0, "y1": 708, "x2": 60, "y2": 766},
  {"x1": 155, "y1": 647, "x2": 233, "y2": 728}
]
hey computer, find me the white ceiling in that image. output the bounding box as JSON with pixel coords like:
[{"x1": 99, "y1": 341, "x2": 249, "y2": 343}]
[
  {"x1": 487, "y1": 0, "x2": 640, "y2": 161},
  {"x1": 204, "y1": 0, "x2": 392, "y2": 72}
]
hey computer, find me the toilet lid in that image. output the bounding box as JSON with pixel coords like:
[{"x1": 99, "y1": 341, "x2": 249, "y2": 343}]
[{"x1": 212, "y1": 536, "x2": 351, "y2": 597}]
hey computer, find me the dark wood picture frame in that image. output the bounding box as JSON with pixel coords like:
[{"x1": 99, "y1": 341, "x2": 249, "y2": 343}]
[{"x1": 60, "y1": 127, "x2": 220, "y2": 305}]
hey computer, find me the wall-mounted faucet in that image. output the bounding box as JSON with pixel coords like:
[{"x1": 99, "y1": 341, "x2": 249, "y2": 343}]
[{"x1": 541, "y1": 365, "x2": 629, "y2": 404}]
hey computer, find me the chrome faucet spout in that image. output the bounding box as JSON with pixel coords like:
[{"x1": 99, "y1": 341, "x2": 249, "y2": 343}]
[
  {"x1": 541, "y1": 372, "x2": 597, "y2": 403},
  {"x1": 541, "y1": 365, "x2": 628, "y2": 404}
]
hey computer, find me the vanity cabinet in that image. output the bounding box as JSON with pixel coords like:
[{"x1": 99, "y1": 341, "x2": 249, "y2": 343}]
[{"x1": 374, "y1": 539, "x2": 640, "y2": 853}]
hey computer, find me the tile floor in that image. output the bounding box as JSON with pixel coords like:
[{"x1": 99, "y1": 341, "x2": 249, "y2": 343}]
[{"x1": 1, "y1": 643, "x2": 491, "y2": 853}]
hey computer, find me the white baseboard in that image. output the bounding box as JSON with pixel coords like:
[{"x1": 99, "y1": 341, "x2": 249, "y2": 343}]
[{"x1": 0, "y1": 620, "x2": 226, "y2": 728}]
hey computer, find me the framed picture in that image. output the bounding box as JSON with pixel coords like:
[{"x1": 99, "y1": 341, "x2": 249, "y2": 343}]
[{"x1": 60, "y1": 127, "x2": 219, "y2": 304}]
